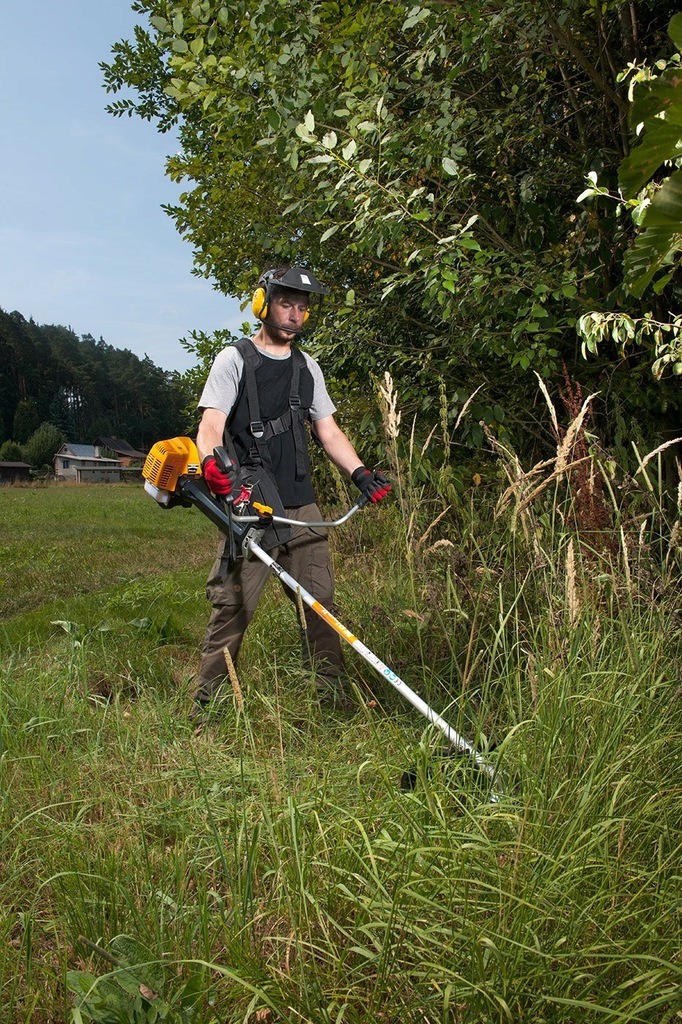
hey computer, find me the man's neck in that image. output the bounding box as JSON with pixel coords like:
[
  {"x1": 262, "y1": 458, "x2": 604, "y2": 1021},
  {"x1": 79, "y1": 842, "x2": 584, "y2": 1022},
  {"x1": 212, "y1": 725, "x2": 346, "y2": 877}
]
[{"x1": 252, "y1": 326, "x2": 293, "y2": 356}]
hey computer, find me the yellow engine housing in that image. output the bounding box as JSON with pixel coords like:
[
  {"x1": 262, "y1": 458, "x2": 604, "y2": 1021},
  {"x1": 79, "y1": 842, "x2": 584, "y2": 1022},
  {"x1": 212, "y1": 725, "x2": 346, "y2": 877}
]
[{"x1": 143, "y1": 437, "x2": 201, "y2": 493}]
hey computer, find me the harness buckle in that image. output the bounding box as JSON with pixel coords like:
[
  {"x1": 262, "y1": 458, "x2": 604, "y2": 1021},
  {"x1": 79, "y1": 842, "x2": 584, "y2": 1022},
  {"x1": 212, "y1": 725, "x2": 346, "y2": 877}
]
[{"x1": 250, "y1": 420, "x2": 265, "y2": 439}]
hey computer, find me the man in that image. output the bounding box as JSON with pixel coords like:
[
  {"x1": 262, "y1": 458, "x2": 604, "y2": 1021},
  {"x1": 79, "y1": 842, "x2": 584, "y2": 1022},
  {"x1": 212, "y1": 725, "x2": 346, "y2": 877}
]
[{"x1": 193, "y1": 265, "x2": 391, "y2": 715}]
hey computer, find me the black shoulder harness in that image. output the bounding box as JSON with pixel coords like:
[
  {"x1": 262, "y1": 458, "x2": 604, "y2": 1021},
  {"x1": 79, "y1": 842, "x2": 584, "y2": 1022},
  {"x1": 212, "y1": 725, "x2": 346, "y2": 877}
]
[{"x1": 232, "y1": 336, "x2": 309, "y2": 480}]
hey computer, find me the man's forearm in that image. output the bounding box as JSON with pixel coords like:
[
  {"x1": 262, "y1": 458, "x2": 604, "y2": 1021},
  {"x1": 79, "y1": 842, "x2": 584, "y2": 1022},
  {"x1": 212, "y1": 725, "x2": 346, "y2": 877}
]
[
  {"x1": 196, "y1": 427, "x2": 223, "y2": 462},
  {"x1": 316, "y1": 422, "x2": 364, "y2": 476},
  {"x1": 196, "y1": 409, "x2": 228, "y2": 462}
]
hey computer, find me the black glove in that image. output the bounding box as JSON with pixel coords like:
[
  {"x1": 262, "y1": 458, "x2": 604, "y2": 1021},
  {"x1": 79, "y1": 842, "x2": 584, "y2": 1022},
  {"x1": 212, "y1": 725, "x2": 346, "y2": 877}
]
[
  {"x1": 351, "y1": 466, "x2": 392, "y2": 503},
  {"x1": 202, "y1": 454, "x2": 237, "y2": 496}
]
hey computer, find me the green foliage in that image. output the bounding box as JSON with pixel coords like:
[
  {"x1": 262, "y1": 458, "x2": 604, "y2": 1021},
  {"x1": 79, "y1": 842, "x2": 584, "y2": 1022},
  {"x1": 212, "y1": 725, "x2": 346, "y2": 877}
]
[
  {"x1": 68, "y1": 935, "x2": 202, "y2": 1023},
  {"x1": 576, "y1": 12, "x2": 682, "y2": 379},
  {"x1": 12, "y1": 397, "x2": 40, "y2": 444},
  {"x1": 177, "y1": 321, "x2": 253, "y2": 422},
  {"x1": 579, "y1": 309, "x2": 682, "y2": 378},
  {"x1": 0, "y1": 440, "x2": 24, "y2": 462},
  {"x1": 619, "y1": 13, "x2": 682, "y2": 298},
  {"x1": 101, "y1": 0, "x2": 682, "y2": 450},
  {"x1": 106, "y1": 0, "x2": 588, "y2": 362},
  {"x1": 0, "y1": 308, "x2": 192, "y2": 449},
  {"x1": 23, "y1": 421, "x2": 66, "y2": 469}
]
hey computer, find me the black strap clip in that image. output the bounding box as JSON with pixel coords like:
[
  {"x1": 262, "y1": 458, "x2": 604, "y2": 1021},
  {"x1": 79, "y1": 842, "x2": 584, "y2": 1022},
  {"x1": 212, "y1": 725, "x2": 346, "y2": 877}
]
[{"x1": 250, "y1": 420, "x2": 265, "y2": 439}]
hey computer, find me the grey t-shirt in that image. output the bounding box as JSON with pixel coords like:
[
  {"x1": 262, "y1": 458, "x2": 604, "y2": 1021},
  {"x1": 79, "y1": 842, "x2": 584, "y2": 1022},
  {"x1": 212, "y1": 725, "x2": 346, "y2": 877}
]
[{"x1": 198, "y1": 344, "x2": 337, "y2": 420}]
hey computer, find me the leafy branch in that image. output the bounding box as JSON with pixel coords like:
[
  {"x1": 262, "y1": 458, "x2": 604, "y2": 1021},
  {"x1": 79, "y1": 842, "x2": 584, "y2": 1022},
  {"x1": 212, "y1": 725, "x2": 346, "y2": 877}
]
[
  {"x1": 578, "y1": 310, "x2": 682, "y2": 378},
  {"x1": 576, "y1": 13, "x2": 682, "y2": 377}
]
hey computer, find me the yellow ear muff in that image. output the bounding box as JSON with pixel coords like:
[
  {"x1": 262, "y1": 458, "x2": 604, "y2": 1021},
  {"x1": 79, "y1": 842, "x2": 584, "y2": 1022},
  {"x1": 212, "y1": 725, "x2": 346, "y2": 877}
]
[
  {"x1": 252, "y1": 286, "x2": 311, "y2": 324},
  {"x1": 251, "y1": 286, "x2": 268, "y2": 320}
]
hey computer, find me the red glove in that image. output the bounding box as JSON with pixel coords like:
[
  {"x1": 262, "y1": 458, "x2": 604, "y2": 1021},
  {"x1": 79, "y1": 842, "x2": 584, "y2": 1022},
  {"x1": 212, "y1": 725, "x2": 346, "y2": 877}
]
[
  {"x1": 202, "y1": 455, "x2": 237, "y2": 496},
  {"x1": 351, "y1": 466, "x2": 392, "y2": 503}
]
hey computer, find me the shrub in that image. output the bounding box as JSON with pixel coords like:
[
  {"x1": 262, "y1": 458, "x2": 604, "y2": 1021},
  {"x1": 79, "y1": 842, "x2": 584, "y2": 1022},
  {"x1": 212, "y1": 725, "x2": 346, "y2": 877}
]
[
  {"x1": 0, "y1": 440, "x2": 24, "y2": 462},
  {"x1": 23, "y1": 421, "x2": 65, "y2": 468}
]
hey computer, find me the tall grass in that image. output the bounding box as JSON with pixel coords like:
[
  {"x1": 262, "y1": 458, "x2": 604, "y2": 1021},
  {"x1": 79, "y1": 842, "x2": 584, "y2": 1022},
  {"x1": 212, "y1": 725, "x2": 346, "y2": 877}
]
[{"x1": 0, "y1": 424, "x2": 680, "y2": 1024}]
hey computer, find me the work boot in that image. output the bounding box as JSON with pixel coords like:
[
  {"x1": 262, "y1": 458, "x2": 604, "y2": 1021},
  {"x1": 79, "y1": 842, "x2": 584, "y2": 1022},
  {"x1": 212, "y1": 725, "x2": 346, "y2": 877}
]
[
  {"x1": 189, "y1": 699, "x2": 210, "y2": 722},
  {"x1": 315, "y1": 675, "x2": 355, "y2": 713},
  {"x1": 188, "y1": 695, "x2": 231, "y2": 727}
]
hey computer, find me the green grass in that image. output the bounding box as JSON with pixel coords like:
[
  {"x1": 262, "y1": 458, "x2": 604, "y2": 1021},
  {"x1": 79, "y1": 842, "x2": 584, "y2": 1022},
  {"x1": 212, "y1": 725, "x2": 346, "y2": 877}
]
[{"x1": 0, "y1": 482, "x2": 680, "y2": 1023}]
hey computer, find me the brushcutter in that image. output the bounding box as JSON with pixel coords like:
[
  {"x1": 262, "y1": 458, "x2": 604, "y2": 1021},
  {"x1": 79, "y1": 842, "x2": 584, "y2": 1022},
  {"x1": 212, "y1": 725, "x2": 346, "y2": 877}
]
[{"x1": 142, "y1": 436, "x2": 504, "y2": 802}]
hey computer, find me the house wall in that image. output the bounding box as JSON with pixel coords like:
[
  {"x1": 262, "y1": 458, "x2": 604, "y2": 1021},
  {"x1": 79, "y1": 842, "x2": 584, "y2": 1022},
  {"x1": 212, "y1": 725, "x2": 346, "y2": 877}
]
[
  {"x1": 76, "y1": 468, "x2": 123, "y2": 483},
  {"x1": 55, "y1": 458, "x2": 78, "y2": 481},
  {"x1": 54, "y1": 457, "x2": 121, "y2": 482}
]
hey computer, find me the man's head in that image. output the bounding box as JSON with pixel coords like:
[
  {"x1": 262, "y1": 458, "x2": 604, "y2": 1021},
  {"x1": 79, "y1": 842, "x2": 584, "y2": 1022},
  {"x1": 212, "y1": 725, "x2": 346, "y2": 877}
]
[{"x1": 251, "y1": 266, "x2": 329, "y2": 325}]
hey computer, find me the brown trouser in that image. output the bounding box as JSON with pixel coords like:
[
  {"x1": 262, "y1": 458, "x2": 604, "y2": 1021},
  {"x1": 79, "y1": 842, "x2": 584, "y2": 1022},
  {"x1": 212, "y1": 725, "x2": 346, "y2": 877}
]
[{"x1": 194, "y1": 503, "x2": 343, "y2": 703}]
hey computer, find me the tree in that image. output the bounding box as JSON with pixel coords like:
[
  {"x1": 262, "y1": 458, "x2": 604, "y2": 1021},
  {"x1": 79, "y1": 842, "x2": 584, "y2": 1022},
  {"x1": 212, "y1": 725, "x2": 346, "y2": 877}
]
[
  {"x1": 0, "y1": 308, "x2": 192, "y2": 449},
  {"x1": 0, "y1": 440, "x2": 24, "y2": 462},
  {"x1": 23, "y1": 422, "x2": 66, "y2": 470},
  {"x1": 13, "y1": 398, "x2": 40, "y2": 444},
  {"x1": 102, "y1": 0, "x2": 682, "y2": 451}
]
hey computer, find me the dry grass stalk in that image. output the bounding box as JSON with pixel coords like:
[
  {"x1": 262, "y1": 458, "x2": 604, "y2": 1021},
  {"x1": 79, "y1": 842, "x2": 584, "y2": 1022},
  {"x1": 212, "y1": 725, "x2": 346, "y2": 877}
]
[
  {"x1": 416, "y1": 506, "x2": 452, "y2": 551},
  {"x1": 534, "y1": 371, "x2": 560, "y2": 438},
  {"x1": 633, "y1": 436, "x2": 682, "y2": 479},
  {"x1": 495, "y1": 457, "x2": 556, "y2": 514},
  {"x1": 619, "y1": 526, "x2": 632, "y2": 595},
  {"x1": 223, "y1": 645, "x2": 244, "y2": 710},
  {"x1": 556, "y1": 391, "x2": 599, "y2": 474},
  {"x1": 424, "y1": 538, "x2": 456, "y2": 555},
  {"x1": 496, "y1": 455, "x2": 595, "y2": 517},
  {"x1": 483, "y1": 426, "x2": 537, "y2": 544},
  {"x1": 409, "y1": 412, "x2": 417, "y2": 464},
  {"x1": 295, "y1": 587, "x2": 310, "y2": 661},
  {"x1": 526, "y1": 649, "x2": 538, "y2": 711},
  {"x1": 420, "y1": 422, "x2": 438, "y2": 456},
  {"x1": 638, "y1": 518, "x2": 649, "y2": 549},
  {"x1": 483, "y1": 427, "x2": 532, "y2": 491},
  {"x1": 379, "y1": 371, "x2": 401, "y2": 440},
  {"x1": 668, "y1": 520, "x2": 680, "y2": 567},
  {"x1": 516, "y1": 456, "x2": 592, "y2": 514},
  {"x1": 454, "y1": 384, "x2": 485, "y2": 431},
  {"x1": 565, "y1": 538, "x2": 580, "y2": 627},
  {"x1": 490, "y1": 379, "x2": 597, "y2": 519}
]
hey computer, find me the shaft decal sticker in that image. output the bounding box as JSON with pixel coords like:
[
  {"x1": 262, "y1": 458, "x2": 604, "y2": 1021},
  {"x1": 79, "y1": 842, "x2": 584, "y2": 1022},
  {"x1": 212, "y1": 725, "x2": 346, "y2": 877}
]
[{"x1": 310, "y1": 600, "x2": 357, "y2": 644}]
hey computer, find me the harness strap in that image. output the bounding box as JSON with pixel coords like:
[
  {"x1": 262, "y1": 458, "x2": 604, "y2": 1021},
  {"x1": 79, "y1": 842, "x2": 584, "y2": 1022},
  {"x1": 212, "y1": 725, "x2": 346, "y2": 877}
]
[{"x1": 288, "y1": 348, "x2": 308, "y2": 481}]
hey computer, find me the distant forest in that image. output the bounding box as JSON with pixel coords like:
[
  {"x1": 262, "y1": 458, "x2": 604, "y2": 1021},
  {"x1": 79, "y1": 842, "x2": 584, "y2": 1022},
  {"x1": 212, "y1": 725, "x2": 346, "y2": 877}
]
[{"x1": 0, "y1": 308, "x2": 193, "y2": 453}]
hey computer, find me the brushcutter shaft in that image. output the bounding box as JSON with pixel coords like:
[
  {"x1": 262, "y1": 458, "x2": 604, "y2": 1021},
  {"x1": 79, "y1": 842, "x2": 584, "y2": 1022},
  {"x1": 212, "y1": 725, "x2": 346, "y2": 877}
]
[
  {"x1": 152, "y1": 471, "x2": 503, "y2": 801},
  {"x1": 244, "y1": 536, "x2": 502, "y2": 800}
]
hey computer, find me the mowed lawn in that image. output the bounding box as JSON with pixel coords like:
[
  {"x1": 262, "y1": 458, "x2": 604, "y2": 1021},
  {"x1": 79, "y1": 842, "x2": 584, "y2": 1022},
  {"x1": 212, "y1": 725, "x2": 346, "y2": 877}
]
[{"x1": 0, "y1": 482, "x2": 217, "y2": 644}]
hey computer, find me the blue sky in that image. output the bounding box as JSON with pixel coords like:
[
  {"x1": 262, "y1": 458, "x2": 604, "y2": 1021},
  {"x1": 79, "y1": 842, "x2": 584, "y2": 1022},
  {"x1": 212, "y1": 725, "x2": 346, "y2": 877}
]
[{"x1": 1, "y1": 1, "x2": 244, "y2": 373}]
